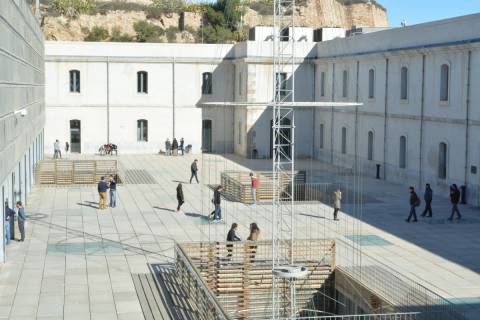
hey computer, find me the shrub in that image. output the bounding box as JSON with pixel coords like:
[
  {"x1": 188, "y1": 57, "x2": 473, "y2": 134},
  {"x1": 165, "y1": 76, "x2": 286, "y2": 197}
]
[
  {"x1": 134, "y1": 20, "x2": 164, "y2": 42},
  {"x1": 201, "y1": 25, "x2": 233, "y2": 44},
  {"x1": 110, "y1": 28, "x2": 134, "y2": 42},
  {"x1": 84, "y1": 26, "x2": 109, "y2": 41},
  {"x1": 249, "y1": 0, "x2": 273, "y2": 15},
  {"x1": 51, "y1": 0, "x2": 95, "y2": 18},
  {"x1": 146, "y1": 6, "x2": 164, "y2": 19},
  {"x1": 165, "y1": 26, "x2": 179, "y2": 42},
  {"x1": 151, "y1": 0, "x2": 185, "y2": 14}
]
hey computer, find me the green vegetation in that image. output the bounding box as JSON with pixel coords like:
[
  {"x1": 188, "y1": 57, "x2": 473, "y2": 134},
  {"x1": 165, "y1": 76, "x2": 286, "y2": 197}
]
[
  {"x1": 84, "y1": 26, "x2": 109, "y2": 41},
  {"x1": 165, "y1": 26, "x2": 179, "y2": 42},
  {"x1": 134, "y1": 20, "x2": 164, "y2": 42},
  {"x1": 110, "y1": 28, "x2": 134, "y2": 42},
  {"x1": 51, "y1": 0, "x2": 95, "y2": 18}
]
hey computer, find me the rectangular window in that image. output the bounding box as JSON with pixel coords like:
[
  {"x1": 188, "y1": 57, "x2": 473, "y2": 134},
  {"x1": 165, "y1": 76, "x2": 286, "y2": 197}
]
[
  {"x1": 342, "y1": 70, "x2": 348, "y2": 98},
  {"x1": 137, "y1": 120, "x2": 148, "y2": 142},
  {"x1": 239, "y1": 72, "x2": 243, "y2": 96},
  {"x1": 440, "y1": 64, "x2": 449, "y2": 102},
  {"x1": 276, "y1": 72, "x2": 287, "y2": 99},
  {"x1": 368, "y1": 69, "x2": 375, "y2": 99},
  {"x1": 69, "y1": 70, "x2": 80, "y2": 93},
  {"x1": 320, "y1": 72, "x2": 326, "y2": 97},
  {"x1": 202, "y1": 72, "x2": 212, "y2": 95},
  {"x1": 319, "y1": 124, "x2": 324, "y2": 149},
  {"x1": 399, "y1": 136, "x2": 407, "y2": 169},
  {"x1": 341, "y1": 127, "x2": 347, "y2": 154},
  {"x1": 238, "y1": 121, "x2": 242, "y2": 145},
  {"x1": 439, "y1": 143, "x2": 447, "y2": 179},
  {"x1": 137, "y1": 71, "x2": 148, "y2": 93},
  {"x1": 401, "y1": 67, "x2": 408, "y2": 100}
]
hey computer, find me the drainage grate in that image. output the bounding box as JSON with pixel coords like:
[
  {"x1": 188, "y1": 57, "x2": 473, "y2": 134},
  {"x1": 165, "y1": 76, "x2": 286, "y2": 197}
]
[{"x1": 124, "y1": 169, "x2": 157, "y2": 184}]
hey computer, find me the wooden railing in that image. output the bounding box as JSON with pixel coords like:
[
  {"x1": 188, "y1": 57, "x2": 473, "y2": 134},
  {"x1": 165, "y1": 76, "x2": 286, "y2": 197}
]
[
  {"x1": 177, "y1": 239, "x2": 335, "y2": 319},
  {"x1": 34, "y1": 160, "x2": 118, "y2": 185},
  {"x1": 221, "y1": 170, "x2": 306, "y2": 203}
]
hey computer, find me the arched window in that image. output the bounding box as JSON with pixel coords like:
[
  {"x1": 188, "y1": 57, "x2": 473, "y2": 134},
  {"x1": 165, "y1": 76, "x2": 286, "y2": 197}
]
[
  {"x1": 438, "y1": 142, "x2": 447, "y2": 179},
  {"x1": 367, "y1": 131, "x2": 374, "y2": 160},
  {"x1": 368, "y1": 69, "x2": 375, "y2": 99},
  {"x1": 69, "y1": 70, "x2": 80, "y2": 93},
  {"x1": 342, "y1": 70, "x2": 348, "y2": 98},
  {"x1": 341, "y1": 127, "x2": 347, "y2": 154},
  {"x1": 440, "y1": 64, "x2": 450, "y2": 102},
  {"x1": 399, "y1": 136, "x2": 407, "y2": 169},
  {"x1": 137, "y1": 119, "x2": 148, "y2": 142},
  {"x1": 137, "y1": 71, "x2": 148, "y2": 93},
  {"x1": 319, "y1": 123, "x2": 325, "y2": 149},
  {"x1": 320, "y1": 72, "x2": 326, "y2": 97},
  {"x1": 401, "y1": 66, "x2": 408, "y2": 100},
  {"x1": 202, "y1": 72, "x2": 213, "y2": 95}
]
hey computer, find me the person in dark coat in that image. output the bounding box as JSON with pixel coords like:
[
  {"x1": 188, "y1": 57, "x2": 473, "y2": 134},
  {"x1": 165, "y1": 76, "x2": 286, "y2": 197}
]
[
  {"x1": 211, "y1": 185, "x2": 223, "y2": 222},
  {"x1": 190, "y1": 159, "x2": 199, "y2": 184},
  {"x1": 179, "y1": 138, "x2": 185, "y2": 155},
  {"x1": 421, "y1": 183, "x2": 433, "y2": 217},
  {"x1": 226, "y1": 223, "x2": 241, "y2": 258},
  {"x1": 176, "y1": 183, "x2": 184, "y2": 212},
  {"x1": 16, "y1": 201, "x2": 26, "y2": 242},
  {"x1": 406, "y1": 186, "x2": 419, "y2": 223},
  {"x1": 448, "y1": 184, "x2": 462, "y2": 220},
  {"x1": 172, "y1": 138, "x2": 179, "y2": 156},
  {"x1": 5, "y1": 201, "x2": 15, "y2": 242}
]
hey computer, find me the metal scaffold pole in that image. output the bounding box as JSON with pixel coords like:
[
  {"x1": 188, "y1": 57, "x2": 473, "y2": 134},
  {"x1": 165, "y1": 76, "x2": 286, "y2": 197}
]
[{"x1": 272, "y1": 0, "x2": 297, "y2": 318}]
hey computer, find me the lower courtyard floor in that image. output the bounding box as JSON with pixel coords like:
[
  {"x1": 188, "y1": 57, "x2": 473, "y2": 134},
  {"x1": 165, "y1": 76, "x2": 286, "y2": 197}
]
[{"x1": 0, "y1": 154, "x2": 479, "y2": 319}]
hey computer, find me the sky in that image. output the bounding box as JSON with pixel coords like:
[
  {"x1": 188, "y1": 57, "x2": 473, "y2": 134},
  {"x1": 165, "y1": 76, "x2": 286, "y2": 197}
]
[{"x1": 377, "y1": 0, "x2": 480, "y2": 27}]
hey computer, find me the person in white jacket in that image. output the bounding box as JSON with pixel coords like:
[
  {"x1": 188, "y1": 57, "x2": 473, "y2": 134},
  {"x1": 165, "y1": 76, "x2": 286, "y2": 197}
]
[{"x1": 333, "y1": 188, "x2": 342, "y2": 221}]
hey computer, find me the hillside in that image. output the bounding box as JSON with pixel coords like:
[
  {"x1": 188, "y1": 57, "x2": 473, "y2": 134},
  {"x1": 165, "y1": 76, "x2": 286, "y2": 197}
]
[{"x1": 40, "y1": 0, "x2": 388, "y2": 43}]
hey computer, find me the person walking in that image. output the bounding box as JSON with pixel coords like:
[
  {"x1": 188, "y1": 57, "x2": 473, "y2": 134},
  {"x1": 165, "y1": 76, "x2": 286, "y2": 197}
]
[
  {"x1": 247, "y1": 223, "x2": 260, "y2": 262},
  {"x1": 65, "y1": 141, "x2": 70, "y2": 155},
  {"x1": 421, "y1": 183, "x2": 433, "y2": 217},
  {"x1": 190, "y1": 159, "x2": 199, "y2": 184},
  {"x1": 165, "y1": 138, "x2": 171, "y2": 156},
  {"x1": 176, "y1": 183, "x2": 185, "y2": 212},
  {"x1": 54, "y1": 140, "x2": 61, "y2": 159},
  {"x1": 226, "y1": 223, "x2": 241, "y2": 258},
  {"x1": 212, "y1": 185, "x2": 223, "y2": 222},
  {"x1": 4, "y1": 202, "x2": 12, "y2": 245},
  {"x1": 250, "y1": 172, "x2": 258, "y2": 204},
  {"x1": 448, "y1": 184, "x2": 462, "y2": 221},
  {"x1": 332, "y1": 188, "x2": 342, "y2": 221},
  {"x1": 179, "y1": 138, "x2": 185, "y2": 156},
  {"x1": 109, "y1": 175, "x2": 117, "y2": 208},
  {"x1": 16, "y1": 201, "x2": 25, "y2": 242},
  {"x1": 406, "y1": 186, "x2": 420, "y2": 222},
  {"x1": 5, "y1": 201, "x2": 15, "y2": 241},
  {"x1": 172, "y1": 138, "x2": 179, "y2": 156},
  {"x1": 97, "y1": 177, "x2": 108, "y2": 210}
]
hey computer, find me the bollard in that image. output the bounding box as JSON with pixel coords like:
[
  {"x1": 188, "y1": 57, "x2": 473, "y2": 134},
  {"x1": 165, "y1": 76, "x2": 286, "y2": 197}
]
[{"x1": 376, "y1": 164, "x2": 381, "y2": 179}]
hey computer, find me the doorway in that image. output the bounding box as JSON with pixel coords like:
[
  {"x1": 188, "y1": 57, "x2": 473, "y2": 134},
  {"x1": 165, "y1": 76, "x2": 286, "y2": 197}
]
[
  {"x1": 202, "y1": 120, "x2": 212, "y2": 153},
  {"x1": 70, "y1": 120, "x2": 81, "y2": 153},
  {"x1": 270, "y1": 118, "x2": 292, "y2": 159}
]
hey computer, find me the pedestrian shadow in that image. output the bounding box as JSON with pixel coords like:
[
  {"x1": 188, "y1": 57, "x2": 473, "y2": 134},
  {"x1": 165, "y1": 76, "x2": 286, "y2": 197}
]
[
  {"x1": 299, "y1": 213, "x2": 327, "y2": 220},
  {"x1": 77, "y1": 202, "x2": 99, "y2": 209},
  {"x1": 184, "y1": 212, "x2": 203, "y2": 218},
  {"x1": 26, "y1": 213, "x2": 49, "y2": 220},
  {"x1": 153, "y1": 206, "x2": 175, "y2": 213}
]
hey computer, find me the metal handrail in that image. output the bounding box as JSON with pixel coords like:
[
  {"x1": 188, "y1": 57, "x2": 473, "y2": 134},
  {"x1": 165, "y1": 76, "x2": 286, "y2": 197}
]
[
  {"x1": 335, "y1": 239, "x2": 465, "y2": 320},
  {"x1": 175, "y1": 243, "x2": 233, "y2": 320}
]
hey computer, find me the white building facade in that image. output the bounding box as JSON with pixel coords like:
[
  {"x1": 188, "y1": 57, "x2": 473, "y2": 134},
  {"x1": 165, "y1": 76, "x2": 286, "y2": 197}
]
[
  {"x1": 1, "y1": 0, "x2": 45, "y2": 263},
  {"x1": 44, "y1": 14, "x2": 480, "y2": 204}
]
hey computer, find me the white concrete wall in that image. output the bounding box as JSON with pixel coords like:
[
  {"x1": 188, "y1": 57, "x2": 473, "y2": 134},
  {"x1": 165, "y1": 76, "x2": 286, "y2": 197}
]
[{"x1": 0, "y1": 0, "x2": 45, "y2": 263}]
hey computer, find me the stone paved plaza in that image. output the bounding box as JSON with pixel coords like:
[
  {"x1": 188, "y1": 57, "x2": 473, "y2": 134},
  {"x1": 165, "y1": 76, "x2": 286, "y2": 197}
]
[{"x1": 1, "y1": 154, "x2": 480, "y2": 319}]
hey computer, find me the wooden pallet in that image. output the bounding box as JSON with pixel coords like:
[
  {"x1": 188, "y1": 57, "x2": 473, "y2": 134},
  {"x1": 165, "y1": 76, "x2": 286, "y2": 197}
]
[
  {"x1": 179, "y1": 239, "x2": 335, "y2": 319},
  {"x1": 34, "y1": 160, "x2": 119, "y2": 186},
  {"x1": 221, "y1": 170, "x2": 306, "y2": 203}
]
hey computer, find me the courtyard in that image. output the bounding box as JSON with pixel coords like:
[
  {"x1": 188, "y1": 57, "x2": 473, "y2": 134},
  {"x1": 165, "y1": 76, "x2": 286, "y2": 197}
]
[{"x1": 0, "y1": 154, "x2": 479, "y2": 319}]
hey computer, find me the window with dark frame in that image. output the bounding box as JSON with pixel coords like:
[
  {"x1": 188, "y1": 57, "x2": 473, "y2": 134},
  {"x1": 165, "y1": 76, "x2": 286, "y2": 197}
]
[
  {"x1": 202, "y1": 72, "x2": 213, "y2": 95},
  {"x1": 69, "y1": 70, "x2": 80, "y2": 93},
  {"x1": 137, "y1": 119, "x2": 148, "y2": 142},
  {"x1": 137, "y1": 71, "x2": 148, "y2": 93}
]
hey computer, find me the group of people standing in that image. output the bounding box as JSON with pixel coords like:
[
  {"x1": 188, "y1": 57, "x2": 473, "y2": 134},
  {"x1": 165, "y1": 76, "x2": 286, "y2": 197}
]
[
  {"x1": 4, "y1": 201, "x2": 26, "y2": 244},
  {"x1": 406, "y1": 183, "x2": 463, "y2": 222},
  {"x1": 97, "y1": 175, "x2": 117, "y2": 209},
  {"x1": 165, "y1": 138, "x2": 185, "y2": 156},
  {"x1": 227, "y1": 222, "x2": 261, "y2": 259},
  {"x1": 53, "y1": 139, "x2": 69, "y2": 159}
]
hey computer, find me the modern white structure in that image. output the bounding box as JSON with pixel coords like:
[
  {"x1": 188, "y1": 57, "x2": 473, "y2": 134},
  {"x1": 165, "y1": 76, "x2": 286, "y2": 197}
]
[
  {"x1": 44, "y1": 14, "x2": 480, "y2": 205},
  {"x1": 1, "y1": 0, "x2": 45, "y2": 263}
]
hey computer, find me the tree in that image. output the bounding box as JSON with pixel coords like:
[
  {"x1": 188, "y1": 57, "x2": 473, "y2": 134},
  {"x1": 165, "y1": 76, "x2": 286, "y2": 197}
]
[
  {"x1": 51, "y1": 0, "x2": 95, "y2": 18},
  {"x1": 134, "y1": 20, "x2": 164, "y2": 42},
  {"x1": 85, "y1": 26, "x2": 109, "y2": 42}
]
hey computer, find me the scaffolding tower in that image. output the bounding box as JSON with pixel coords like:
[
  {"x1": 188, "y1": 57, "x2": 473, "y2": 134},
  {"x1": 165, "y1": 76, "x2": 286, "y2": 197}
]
[{"x1": 271, "y1": 0, "x2": 298, "y2": 318}]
